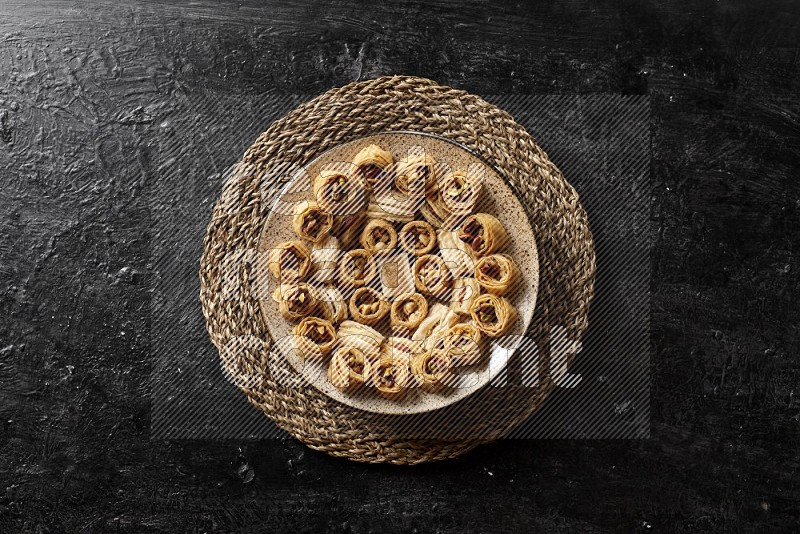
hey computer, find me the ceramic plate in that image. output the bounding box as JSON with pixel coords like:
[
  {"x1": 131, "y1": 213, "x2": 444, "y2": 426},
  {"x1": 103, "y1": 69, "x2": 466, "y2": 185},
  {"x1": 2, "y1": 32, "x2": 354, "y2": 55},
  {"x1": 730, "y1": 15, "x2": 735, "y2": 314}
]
[{"x1": 258, "y1": 132, "x2": 538, "y2": 414}]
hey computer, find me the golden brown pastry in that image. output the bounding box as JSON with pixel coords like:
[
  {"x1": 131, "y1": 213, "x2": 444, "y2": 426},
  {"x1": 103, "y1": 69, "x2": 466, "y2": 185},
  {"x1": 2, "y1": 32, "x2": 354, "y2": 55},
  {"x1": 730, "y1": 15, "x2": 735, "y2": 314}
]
[
  {"x1": 377, "y1": 252, "x2": 415, "y2": 300},
  {"x1": 367, "y1": 188, "x2": 420, "y2": 223},
  {"x1": 399, "y1": 220, "x2": 437, "y2": 256},
  {"x1": 421, "y1": 167, "x2": 483, "y2": 229},
  {"x1": 437, "y1": 230, "x2": 475, "y2": 278},
  {"x1": 315, "y1": 285, "x2": 348, "y2": 324},
  {"x1": 292, "y1": 317, "x2": 337, "y2": 359},
  {"x1": 328, "y1": 343, "x2": 372, "y2": 391},
  {"x1": 271, "y1": 283, "x2": 318, "y2": 321},
  {"x1": 444, "y1": 322, "x2": 484, "y2": 366},
  {"x1": 381, "y1": 336, "x2": 424, "y2": 361},
  {"x1": 331, "y1": 211, "x2": 366, "y2": 248},
  {"x1": 349, "y1": 287, "x2": 389, "y2": 326},
  {"x1": 337, "y1": 248, "x2": 377, "y2": 289},
  {"x1": 313, "y1": 162, "x2": 367, "y2": 215},
  {"x1": 370, "y1": 354, "x2": 411, "y2": 399},
  {"x1": 352, "y1": 144, "x2": 394, "y2": 190},
  {"x1": 292, "y1": 200, "x2": 333, "y2": 243},
  {"x1": 413, "y1": 254, "x2": 452, "y2": 298},
  {"x1": 337, "y1": 320, "x2": 384, "y2": 357},
  {"x1": 458, "y1": 213, "x2": 508, "y2": 258},
  {"x1": 469, "y1": 293, "x2": 517, "y2": 337},
  {"x1": 393, "y1": 152, "x2": 438, "y2": 198},
  {"x1": 359, "y1": 218, "x2": 397, "y2": 253},
  {"x1": 390, "y1": 293, "x2": 429, "y2": 331},
  {"x1": 412, "y1": 303, "x2": 459, "y2": 347},
  {"x1": 268, "y1": 240, "x2": 312, "y2": 282},
  {"x1": 307, "y1": 235, "x2": 340, "y2": 285},
  {"x1": 449, "y1": 277, "x2": 481, "y2": 315},
  {"x1": 474, "y1": 253, "x2": 520, "y2": 296},
  {"x1": 410, "y1": 349, "x2": 454, "y2": 390}
]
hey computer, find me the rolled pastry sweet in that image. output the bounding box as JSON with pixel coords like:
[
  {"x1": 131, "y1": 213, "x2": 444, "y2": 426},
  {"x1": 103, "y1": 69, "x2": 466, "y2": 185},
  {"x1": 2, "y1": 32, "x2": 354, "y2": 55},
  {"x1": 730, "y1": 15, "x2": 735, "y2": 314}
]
[
  {"x1": 458, "y1": 213, "x2": 508, "y2": 258},
  {"x1": 469, "y1": 293, "x2": 518, "y2": 337},
  {"x1": 337, "y1": 320, "x2": 384, "y2": 357},
  {"x1": 292, "y1": 317, "x2": 337, "y2": 359},
  {"x1": 271, "y1": 283, "x2": 318, "y2": 321},
  {"x1": 449, "y1": 277, "x2": 481, "y2": 315},
  {"x1": 376, "y1": 252, "x2": 415, "y2": 300},
  {"x1": 399, "y1": 220, "x2": 437, "y2": 256},
  {"x1": 337, "y1": 248, "x2": 377, "y2": 289},
  {"x1": 444, "y1": 322, "x2": 484, "y2": 366},
  {"x1": 366, "y1": 187, "x2": 420, "y2": 223},
  {"x1": 412, "y1": 303, "x2": 460, "y2": 347},
  {"x1": 390, "y1": 293, "x2": 429, "y2": 331},
  {"x1": 349, "y1": 286, "x2": 390, "y2": 326},
  {"x1": 359, "y1": 218, "x2": 397, "y2": 253},
  {"x1": 308, "y1": 234, "x2": 340, "y2": 285},
  {"x1": 315, "y1": 285, "x2": 348, "y2": 324},
  {"x1": 410, "y1": 349, "x2": 454, "y2": 390},
  {"x1": 393, "y1": 152, "x2": 438, "y2": 198},
  {"x1": 331, "y1": 212, "x2": 366, "y2": 248},
  {"x1": 313, "y1": 162, "x2": 366, "y2": 215},
  {"x1": 437, "y1": 230, "x2": 475, "y2": 278},
  {"x1": 268, "y1": 240, "x2": 312, "y2": 282},
  {"x1": 474, "y1": 253, "x2": 520, "y2": 296},
  {"x1": 328, "y1": 343, "x2": 372, "y2": 391},
  {"x1": 292, "y1": 200, "x2": 333, "y2": 243},
  {"x1": 414, "y1": 254, "x2": 453, "y2": 298},
  {"x1": 421, "y1": 168, "x2": 483, "y2": 230},
  {"x1": 370, "y1": 354, "x2": 412, "y2": 399},
  {"x1": 381, "y1": 336, "x2": 424, "y2": 361},
  {"x1": 352, "y1": 144, "x2": 394, "y2": 190}
]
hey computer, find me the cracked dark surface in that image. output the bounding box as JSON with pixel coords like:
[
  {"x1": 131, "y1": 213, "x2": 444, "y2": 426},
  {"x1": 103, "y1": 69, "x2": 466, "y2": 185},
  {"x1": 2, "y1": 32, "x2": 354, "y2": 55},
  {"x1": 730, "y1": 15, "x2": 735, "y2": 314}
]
[{"x1": 0, "y1": 0, "x2": 798, "y2": 532}]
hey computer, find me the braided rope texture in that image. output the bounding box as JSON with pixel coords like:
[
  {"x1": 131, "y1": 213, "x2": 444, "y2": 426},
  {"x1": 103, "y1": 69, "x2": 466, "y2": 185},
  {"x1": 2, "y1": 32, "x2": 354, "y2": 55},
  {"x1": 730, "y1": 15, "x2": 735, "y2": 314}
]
[{"x1": 199, "y1": 76, "x2": 595, "y2": 464}]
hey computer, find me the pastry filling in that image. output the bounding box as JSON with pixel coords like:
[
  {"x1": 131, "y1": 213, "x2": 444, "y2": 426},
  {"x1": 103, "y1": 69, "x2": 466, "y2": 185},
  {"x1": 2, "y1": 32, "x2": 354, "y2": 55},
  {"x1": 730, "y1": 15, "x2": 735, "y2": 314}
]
[
  {"x1": 370, "y1": 227, "x2": 392, "y2": 249},
  {"x1": 360, "y1": 163, "x2": 384, "y2": 187},
  {"x1": 346, "y1": 351, "x2": 365, "y2": 376},
  {"x1": 345, "y1": 253, "x2": 369, "y2": 280},
  {"x1": 475, "y1": 303, "x2": 499, "y2": 325},
  {"x1": 479, "y1": 257, "x2": 503, "y2": 280},
  {"x1": 419, "y1": 259, "x2": 443, "y2": 288},
  {"x1": 302, "y1": 211, "x2": 328, "y2": 239},
  {"x1": 324, "y1": 175, "x2": 348, "y2": 202},
  {"x1": 355, "y1": 289, "x2": 382, "y2": 316},
  {"x1": 377, "y1": 365, "x2": 398, "y2": 388},
  {"x1": 306, "y1": 323, "x2": 332, "y2": 344},
  {"x1": 446, "y1": 176, "x2": 473, "y2": 203},
  {"x1": 279, "y1": 248, "x2": 304, "y2": 276},
  {"x1": 459, "y1": 219, "x2": 486, "y2": 253},
  {"x1": 397, "y1": 297, "x2": 422, "y2": 323},
  {"x1": 425, "y1": 354, "x2": 448, "y2": 377},
  {"x1": 287, "y1": 287, "x2": 312, "y2": 312}
]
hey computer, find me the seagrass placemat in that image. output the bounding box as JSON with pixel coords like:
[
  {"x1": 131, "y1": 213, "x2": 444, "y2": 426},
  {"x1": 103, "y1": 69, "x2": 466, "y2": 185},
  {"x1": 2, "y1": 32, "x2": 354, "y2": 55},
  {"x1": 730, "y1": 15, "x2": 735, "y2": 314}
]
[{"x1": 199, "y1": 75, "x2": 595, "y2": 464}]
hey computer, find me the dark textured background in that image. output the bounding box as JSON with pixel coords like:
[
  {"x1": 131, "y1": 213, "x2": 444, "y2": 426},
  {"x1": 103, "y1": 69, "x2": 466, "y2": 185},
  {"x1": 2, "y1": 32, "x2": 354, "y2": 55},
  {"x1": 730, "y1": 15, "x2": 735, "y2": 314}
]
[{"x1": 1, "y1": 0, "x2": 798, "y2": 532}]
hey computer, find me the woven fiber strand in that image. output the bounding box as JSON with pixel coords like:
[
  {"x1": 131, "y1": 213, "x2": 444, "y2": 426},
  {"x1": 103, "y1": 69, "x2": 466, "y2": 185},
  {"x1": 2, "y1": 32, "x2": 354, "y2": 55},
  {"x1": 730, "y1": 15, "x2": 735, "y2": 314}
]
[{"x1": 199, "y1": 76, "x2": 595, "y2": 464}]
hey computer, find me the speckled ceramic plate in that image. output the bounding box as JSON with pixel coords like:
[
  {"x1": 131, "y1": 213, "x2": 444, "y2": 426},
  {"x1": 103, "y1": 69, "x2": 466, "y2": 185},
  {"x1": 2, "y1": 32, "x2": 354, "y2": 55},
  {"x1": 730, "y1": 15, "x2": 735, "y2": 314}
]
[{"x1": 258, "y1": 132, "x2": 539, "y2": 415}]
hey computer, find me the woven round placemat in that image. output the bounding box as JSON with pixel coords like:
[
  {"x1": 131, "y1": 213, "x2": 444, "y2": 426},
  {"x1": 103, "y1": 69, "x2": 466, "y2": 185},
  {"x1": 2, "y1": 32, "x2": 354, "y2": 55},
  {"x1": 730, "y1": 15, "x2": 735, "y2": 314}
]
[{"x1": 199, "y1": 75, "x2": 595, "y2": 464}]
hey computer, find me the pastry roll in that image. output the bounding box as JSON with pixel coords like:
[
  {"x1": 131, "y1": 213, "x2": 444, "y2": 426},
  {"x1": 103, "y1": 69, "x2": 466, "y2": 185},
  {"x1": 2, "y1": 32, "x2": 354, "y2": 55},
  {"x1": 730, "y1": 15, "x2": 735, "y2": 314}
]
[
  {"x1": 349, "y1": 287, "x2": 390, "y2": 326},
  {"x1": 268, "y1": 240, "x2": 312, "y2": 282},
  {"x1": 412, "y1": 303, "x2": 459, "y2": 347},
  {"x1": 337, "y1": 320, "x2": 384, "y2": 357},
  {"x1": 381, "y1": 336, "x2": 424, "y2": 361},
  {"x1": 331, "y1": 211, "x2": 366, "y2": 248},
  {"x1": 352, "y1": 144, "x2": 394, "y2": 190},
  {"x1": 474, "y1": 253, "x2": 520, "y2": 296},
  {"x1": 271, "y1": 283, "x2": 318, "y2": 321},
  {"x1": 469, "y1": 293, "x2": 518, "y2": 337},
  {"x1": 458, "y1": 213, "x2": 508, "y2": 258},
  {"x1": 414, "y1": 254, "x2": 453, "y2": 298},
  {"x1": 410, "y1": 349, "x2": 454, "y2": 390},
  {"x1": 421, "y1": 167, "x2": 483, "y2": 230},
  {"x1": 444, "y1": 323, "x2": 484, "y2": 366},
  {"x1": 316, "y1": 285, "x2": 348, "y2": 324},
  {"x1": 377, "y1": 252, "x2": 415, "y2": 300},
  {"x1": 292, "y1": 317, "x2": 337, "y2": 359},
  {"x1": 370, "y1": 354, "x2": 411, "y2": 399},
  {"x1": 328, "y1": 343, "x2": 372, "y2": 391},
  {"x1": 399, "y1": 220, "x2": 437, "y2": 256},
  {"x1": 390, "y1": 293, "x2": 429, "y2": 331},
  {"x1": 449, "y1": 277, "x2": 480, "y2": 315},
  {"x1": 359, "y1": 218, "x2": 398, "y2": 253},
  {"x1": 307, "y1": 234, "x2": 340, "y2": 285},
  {"x1": 366, "y1": 187, "x2": 419, "y2": 223},
  {"x1": 313, "y1": 162, "x2": 367, "y2": 215},
  {"x1": 337, "y1": 248, "x2": 377, "y2": 289},
  {"x1": 292, "y1": 200, "x2": 333, "y2": 243},
  {"x1": 437, "y1": 230, "x2": 475, "y2": 278},
  {"x1": 393, "y1": 152, "x2": 438, "y2": 198}
]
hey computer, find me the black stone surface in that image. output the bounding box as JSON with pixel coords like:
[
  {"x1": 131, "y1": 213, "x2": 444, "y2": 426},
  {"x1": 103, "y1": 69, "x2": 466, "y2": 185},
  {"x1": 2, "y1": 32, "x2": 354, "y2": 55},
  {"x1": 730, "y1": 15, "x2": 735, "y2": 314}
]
[{"x1": 0, "y1": 0, "x2": 798, "y2": 532}]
